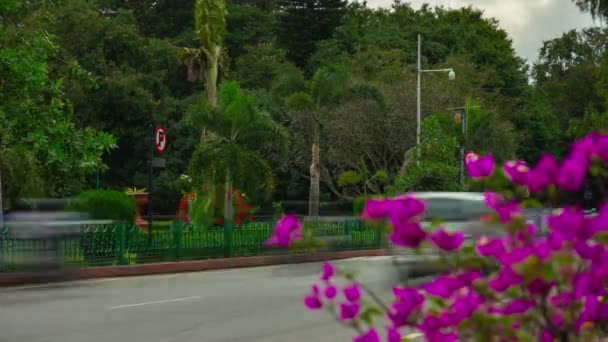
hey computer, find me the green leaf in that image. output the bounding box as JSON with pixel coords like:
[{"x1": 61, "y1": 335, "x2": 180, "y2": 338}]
[
  {"x1": 515, "y1": 255, "x2": 541, "y2": 282},
  {"x1": 595, "y1": 232, "x2": 608, "y2": 246},
  {"x1": 359, "y1": 306, "x2": 383, "y2": 325},
  {"x1": 371, "y1": 170, "x2": 389, "y2": 183},
  {"x1": 338, "y1": 170, "x2": 363, "y2": 187}
]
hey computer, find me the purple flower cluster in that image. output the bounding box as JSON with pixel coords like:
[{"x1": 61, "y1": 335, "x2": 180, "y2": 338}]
[
  {"x1": 296, "y1": 132, "x2": 608, "y2": 341},
  {"x1": 361, "y1": 196, "x2": 464, "y2": 251},
  {"x1": 264, "y1": 214, "x2": 302, "y2": 248}
]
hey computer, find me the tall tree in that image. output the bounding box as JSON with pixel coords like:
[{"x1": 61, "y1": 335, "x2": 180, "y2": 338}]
[
  {"x1": 178, "y1": 0, "x2": 227, "y2": 106},
  {"x1": 286, "y1": 66, "x2": 349, "y2": 217},
  {"x1": 277, "y1": 0, "x2": 347, "y2": 68},
  {"x1": 0, "y1": 0, "x2": 116, "y2": 206},
  {"x1": 533, "y1": 28, "x2": 608, "y2": 122},
  {"x1": 188, "y1": 82, "x2": 288, "y2": 223}
]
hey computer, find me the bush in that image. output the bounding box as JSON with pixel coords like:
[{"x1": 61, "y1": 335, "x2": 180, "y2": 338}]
[
  {"x1": 66, "y1": 190, "x2": 136, "y2": 222},
  {"x1": 387, "y1": 161, "x2": 460, "y2": 195}
]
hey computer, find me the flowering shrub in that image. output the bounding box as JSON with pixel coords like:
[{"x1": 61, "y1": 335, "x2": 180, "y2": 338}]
[
  {"x1": 176, "y1": 188, "x2": 256, "y2": 228},
  {"x1": 267, "y1": 131, "x2": 608, "y2": 341}
]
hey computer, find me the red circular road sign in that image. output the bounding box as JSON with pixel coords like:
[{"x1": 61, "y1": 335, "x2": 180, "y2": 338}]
[{"x1": 155, "y1": 125, "x2": 167, "y2": 154}]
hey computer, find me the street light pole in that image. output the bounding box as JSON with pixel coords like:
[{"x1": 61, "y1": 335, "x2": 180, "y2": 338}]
[
  {"x1": 416, "y1": 34, "x2": 455, "y2": 166},
  {"x1": 417, "y1": 34, "x2": 422, "y2": 166}
]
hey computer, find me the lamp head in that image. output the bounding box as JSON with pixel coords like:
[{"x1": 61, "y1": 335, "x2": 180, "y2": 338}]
[{"x1": 448, "y1": 69, "x2": 456, "y2": 81}]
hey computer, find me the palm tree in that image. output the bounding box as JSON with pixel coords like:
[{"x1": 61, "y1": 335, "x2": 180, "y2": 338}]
[
  {"x1": 188, "y1": 81, "x2": 288, "y2": 224},
  {"x1": 286, "y1": 66, "x2": 349, "y2": 218},
  {"x1": 178, "y1": 0, "x2": 227, "y2": 107}
]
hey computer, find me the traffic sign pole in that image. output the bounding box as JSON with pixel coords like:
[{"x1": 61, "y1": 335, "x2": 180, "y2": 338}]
[
  {"x1": 147, "y1": 124, "x2": 154, "y2": 245},
  {"x1": 147, "y1": 125, "x2": 168, "y2": 244}
]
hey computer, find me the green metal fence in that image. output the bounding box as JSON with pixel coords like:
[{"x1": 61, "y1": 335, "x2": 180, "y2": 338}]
[{"x1": 0, "y1": 220, "x2": 383, "y2": 271}]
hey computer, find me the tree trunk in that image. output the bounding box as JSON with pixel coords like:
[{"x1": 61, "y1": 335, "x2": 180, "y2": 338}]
[
  {"x1": 308, "y1": 124, "x2": 321, "y2": 218},
  {"x1": 204, "y1": 50, "x2": 220, "y2": 107},
  {"x1": 224, "y1": 171, "x2": 233, "y2": 224}
]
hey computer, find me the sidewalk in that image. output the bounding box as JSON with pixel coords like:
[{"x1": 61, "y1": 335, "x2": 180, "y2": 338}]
[{"x1": 0, "y1": 249, "x2": 387, "y2": 286}]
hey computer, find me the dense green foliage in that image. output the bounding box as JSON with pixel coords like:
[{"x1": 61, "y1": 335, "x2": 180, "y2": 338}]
[
  {"x1": 2, "y1": 0, "x2": 607, "y2": 215},
  {"x1": 66, "y1": 190, "x2": 136, "y2": 222}
]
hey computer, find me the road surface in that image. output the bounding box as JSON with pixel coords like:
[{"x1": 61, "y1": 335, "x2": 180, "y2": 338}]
[{"x1": 0, "y1": 256, "x2": 426, "y2": 342}]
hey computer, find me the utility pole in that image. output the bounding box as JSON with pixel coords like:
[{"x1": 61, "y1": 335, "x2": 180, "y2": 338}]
[
  {"x1": 416, "y1": 34, "x2": 455, "y2": 166},
  {"x1": 416, "y1": 34, "x2": 422, "y2": 165}
]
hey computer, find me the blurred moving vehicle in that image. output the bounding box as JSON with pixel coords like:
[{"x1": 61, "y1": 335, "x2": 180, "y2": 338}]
[
  {"x1": 390, "y1": 192, "x2": 551, "y2": 281},
  {"x1": 1, "y1": 198, "x2": 107, "y2": 281}
]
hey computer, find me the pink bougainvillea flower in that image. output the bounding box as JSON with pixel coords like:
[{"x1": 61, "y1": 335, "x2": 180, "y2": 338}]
[
  {"x1": 527, "y1": 278, "x2": 553, "y2": 295},
  {"x1": 465, "y1": 153, "x2": 495, "y2": 179},
  {"x1": 571, "y1": 133, "x2": 597, "y2": 162},
  {"x1": 476, "y1": 237, "x2": 506, "y2": 259},
  {"x1": 339, "y1": 302, "x2": 360, "y2": 321},
  {"x1": 387, "y1": 302, "x2": 415, "y2": 328},
  {"x1": 387, "y1": 328, "x2": 401, "y2": 342},
  {"x1": 448, "y1": 290, "x2": 482, "y2": 324},
  {"x1": 495, "y1": 201, "x2": 523, "y2": 223},
  {"x1": 324, "y1": 284, "x2": 337, "y2": 299},
  {"x1": 389, "y1": 195, "x2": 427, "y2": 223},
  {"x1": 304, "y1": 295, "x2": 322, "y2": 310},
  {"x1": 393, "y1": 287, "x2": 425, "y2": 306},
  {"x1": 549, "y1": 292, "x2": 575, "y2": 309},
  {"x1": 320, "y1": 262, "x2": 335, "y2": 281},
  {"x1": 417, "y1": 315, "x2": 458, "y2": 342},
  {"x1": 498, "y1": 245, "x2": 534, "y2": 265},
  {"x1": 423, "y1": 275, "x2": 463, "y2": 299},
  {"x1": 555, "y1": 156, "x2": 588, "y2": 192},
  {"x1": 547, "y1": 207, "x2": 586, "y2": 240},
  {"x1": 389, "y1": 221, "x2": 427, "y2": 248},
  {"x1": 353, "y1": 328, "x2": 380, "y2": 342},
  {"x1": 503, "y1": 160, "x2": 530, "y2": 186},
  {"x1": 455, "y1": 270, "x2": 483, "y2": 287},
  {"x1": 489, "y1": 266, "x2": 523, "y2": 292},
  {"x1": 304, "y1": 285, "x2": 322, "y2": 310},
  {"x1": 573, "y1": 273, "x2": 607, "y2": 298},
  {"x1": 588, "y1": 204, "x2": 608, "y2": 235},
  {"x1": 484, "y1": 192, "x2": 503, "y2": 209},
  {"x1": 552, "y1": 313, "x2": 565, "y2": 328},
  {"x1": 526, "y1": 153, "x2": 559, "y2": 192},
  {"x1": 388, "y1": 288, "x2": 424, "y2": 327},
  {"x1": 576, "y1": 295, "x2": 603, "y2": 330},
  {"x1": 483, "y1": 192, "x2": 522, "y2": 223},
  {"x1": 343, "y1": 284, "x2": 361, "y2": 302},
  {"x1": 430, "y1": 229, "x2": 464, "y2": 251},
  {"x1": 546, "y1": 231, "x2": 565, "y2": 251},
  {"x1": 573, "y1": 240, "x2": 603, "y2": 261},
  {"x1": 502, "y1": 298, "x2": 536, "y2": 315},
  {"x1": 264, "y1": 214, "x2": 302, "y2": 248},
  {"x1": 540, "y1": 330, "x2": 554, "y2": 342},
  {"x1": 361, "y1": 198, "x2": 392, "y2": 220}
]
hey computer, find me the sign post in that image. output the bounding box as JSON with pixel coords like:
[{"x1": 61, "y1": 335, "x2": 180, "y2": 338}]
[{"x1": 147, "y1": 125, "x2": 167, "y2": 244}]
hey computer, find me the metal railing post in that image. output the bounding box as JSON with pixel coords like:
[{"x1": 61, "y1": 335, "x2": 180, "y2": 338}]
[{"x1": 224, "y1": 220, "x2": 233, "y2": 258}]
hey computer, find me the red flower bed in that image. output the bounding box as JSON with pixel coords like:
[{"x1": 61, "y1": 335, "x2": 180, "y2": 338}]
[{"x1": 176, "y1": 188, "x2": 255, "y2": 228}]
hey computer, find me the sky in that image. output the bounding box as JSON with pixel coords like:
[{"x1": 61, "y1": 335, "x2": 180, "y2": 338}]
[{"x1": 364, "y1": 0, "x2": 602, "y2": 63}]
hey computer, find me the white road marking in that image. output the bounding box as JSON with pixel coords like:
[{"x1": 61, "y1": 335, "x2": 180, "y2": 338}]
[{"x1": 109, "y1": 296, "x2": 202, "y2": 310}]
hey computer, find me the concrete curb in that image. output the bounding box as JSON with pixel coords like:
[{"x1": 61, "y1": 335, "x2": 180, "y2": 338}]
[{"x1": 0, "y1": 249, "x2": 387, "y2": 286}]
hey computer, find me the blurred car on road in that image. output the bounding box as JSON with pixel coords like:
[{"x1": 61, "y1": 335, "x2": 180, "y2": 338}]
[
  {"x1": 390, "y1": 192, "x2": 551, "y2": 281},
  {"x1": 1, "y1": 198, "x2": 111, "y2": 281}
]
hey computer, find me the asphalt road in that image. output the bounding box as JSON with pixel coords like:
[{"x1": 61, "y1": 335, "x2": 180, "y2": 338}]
[{"x1": 0, "y1": 256, "x2": 426, "y2": 342}]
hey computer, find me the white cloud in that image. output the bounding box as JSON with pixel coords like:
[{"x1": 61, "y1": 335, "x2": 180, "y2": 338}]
[{"x1": 362, "y1": 0, "x2": 600, "y2": 62}]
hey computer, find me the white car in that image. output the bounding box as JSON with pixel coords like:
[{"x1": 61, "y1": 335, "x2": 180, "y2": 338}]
[{"x1": 390, "y1": 192, "x2": 548, "y2": 280}]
